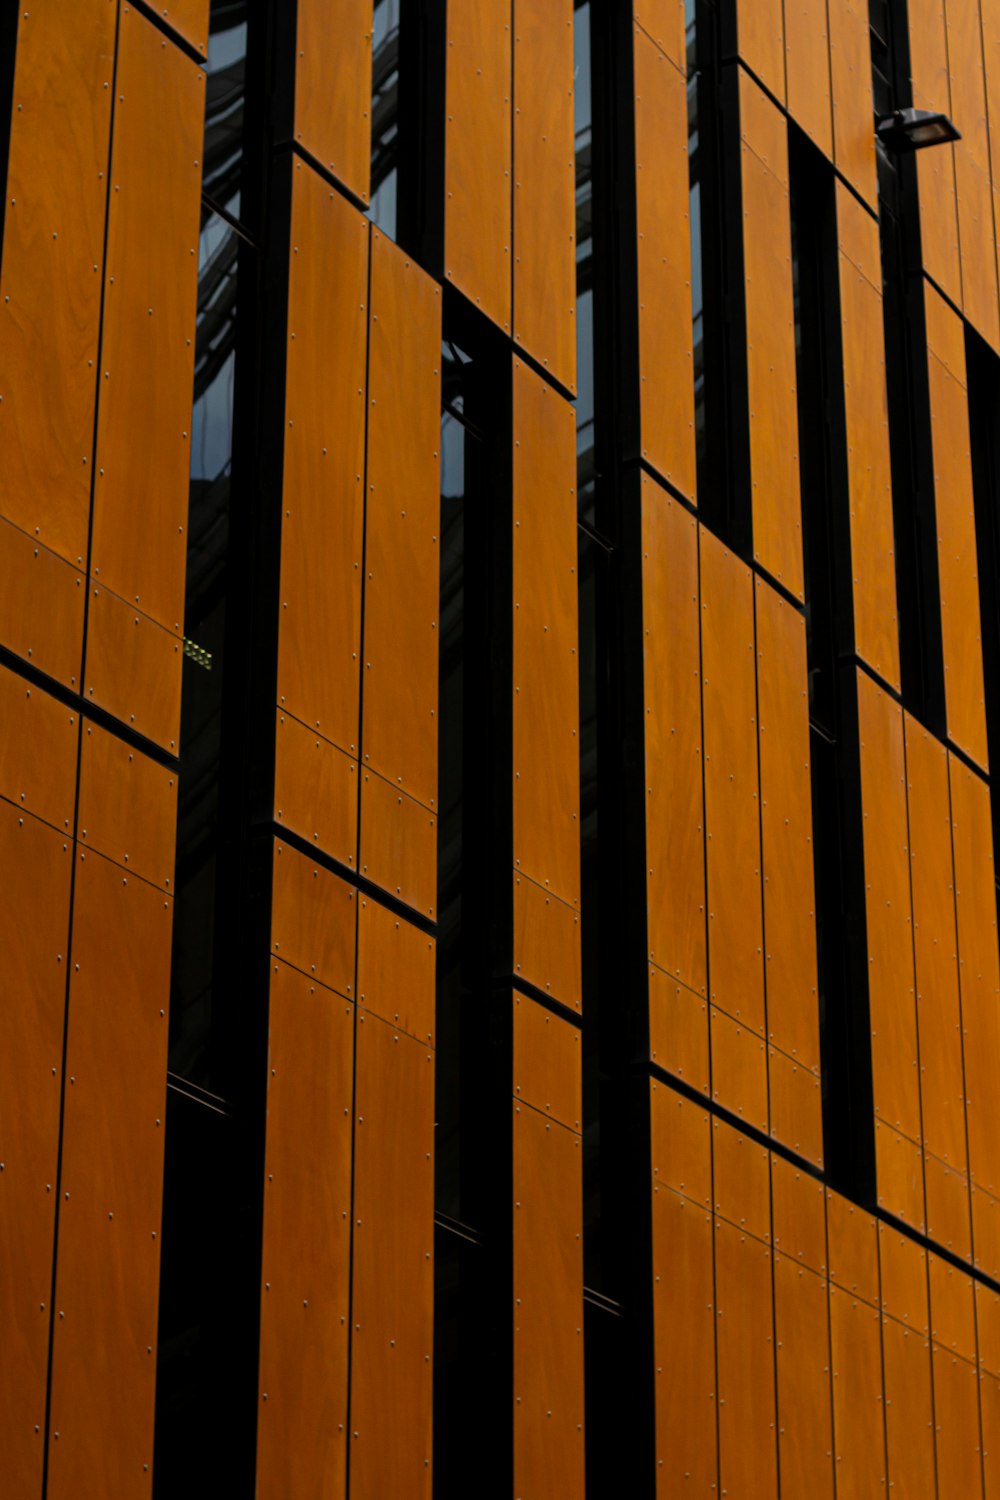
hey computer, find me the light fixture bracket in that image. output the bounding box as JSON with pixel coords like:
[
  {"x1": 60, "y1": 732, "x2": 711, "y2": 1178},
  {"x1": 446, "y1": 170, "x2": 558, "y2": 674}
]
[{"x1": 876, "y1": 107, "x2": 961, "y2": 152}]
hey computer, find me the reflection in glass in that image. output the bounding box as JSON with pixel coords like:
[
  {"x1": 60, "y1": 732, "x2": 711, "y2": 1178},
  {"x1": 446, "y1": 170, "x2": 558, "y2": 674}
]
[
  {"x1": 203, "y1": 4, "x2": 246, "y2": 220},
  {"x1": 368, "y1": 0, "x2": 400, "y2": 237},
  {"x1": 575, "y1": 0, "x2": 596, "y2": 526}
]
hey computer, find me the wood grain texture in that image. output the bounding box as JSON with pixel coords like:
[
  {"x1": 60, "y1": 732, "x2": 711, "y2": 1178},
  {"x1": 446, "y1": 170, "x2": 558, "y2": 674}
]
[
  {"x1": 768, "y1": 1046, "x2": 823, "y2": 1168},
  {"x1": 513, "y1": 874, "x2": 581, "y2": 1013},
  {"x1": 715, "y1": 1217, "x2": 779, "y2": 1499},
  {"x1": 827, "y1": 1189, "x2": 879, "y2": 1306},
  {"x1": 710, "y1": 1006, "x2": 768, "y2": 1133},
  {"x1": 0, "y1": 519, "x2": 85, "y2": 692},
  {"x1": 774, "y1": 1253, "x2": 835, "y2": 1500},
  {"x1": 512, "y1": 991, "x2": 581, "y2": 1132},
  {"x1": 929, "y1": 1253, "x2": 976, "y2": 1360},
  {"x1": 357, "y1": 896, "x2": 435, "y2": 1045},
  {"x1": 924, "y1": 1152, "x2": 972, "y2": 1260},
  {"x1": 90, "y1": 5, "x2": 203, "y2": 633},
  {"x1": 0, "y1": 664, "x2": 78, "y2": 832},
  {"x1": 648, "y1": 969, "x2": 710, "y2": 1094},
  {"x1": 875, "y1": 1119, "x2": 925, "y2": 1230},
  {"x1": 634, "y1": 0, "x2": 686, "y2": 71},
  {"x1": 712, "y1": 1117, "x2": 771, "y2": 1243},
  {"x1": 642, "y1": 478, "x2": 705, "y2": 995},
  {"x1": 294, "y1": 0, "x2": 372, "y2": 202},
  {"x1": 513, "y1": 0, "x2": 576, "y2": 391},
  {"x1": 271, "y1": 841, "x2": 356, "y2": 998},
  {"x1": 934, "y1": 1344, "x2": 984, "y2": 1500},
  {"x1": 829, "y1": 0, "x2": 878, "y2": 207},
  {"x1": 158, "y1": 0, "x2": 210, "y2": 54},
  {"x1": 359, "y1": 769, "x2": 438, "y2": 920},
  {"x1": 652, "y1": 1186, "x2": 717, "y2": 1496},
  {"x1": 274, "y1": 711, "x2": 357, "y2": 873},
  {"x1": 83, "y1": 586, "x2": 182, "y2": 751},
  {"x1": 879, "y1": 1224, "x2": 929, "y2": 1332},
  {"x1": 650, "y1": 1078, "x2": 711, "y2": 1208},
  {"x1": 829, "y1": 1288, "x2": 887, "y2": 1497},
  {"x1": 734, "y1": 0, "x2": 785, "y2": 102},
  {"x1": 881, "y1": 1318, "x2": 935, "y2": 1499},
  {"x1": 771, "y1": 1154, "x2": 826, "y2": 1274},
  {"x1": 784, "y1": 0, "x2": 832, "y2": 157},
  {"x1": 256, "y1": 962, "x2": 353, "y2": 1500},
  {"x1": 0, "y1": 0, "x2": 114, "y2": 565},
  {"x1": 78, "y1": 720, "x2": 177, "y2": 890},
  {"x1": 278, "y1": 164, "x2": 367, "y2": 757}
]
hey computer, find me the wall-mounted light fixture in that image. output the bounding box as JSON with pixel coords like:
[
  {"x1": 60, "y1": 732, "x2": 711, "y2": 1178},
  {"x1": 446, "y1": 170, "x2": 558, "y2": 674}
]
[{"x1": 876, "y1": 107, "x2": 961, "y2": 152}]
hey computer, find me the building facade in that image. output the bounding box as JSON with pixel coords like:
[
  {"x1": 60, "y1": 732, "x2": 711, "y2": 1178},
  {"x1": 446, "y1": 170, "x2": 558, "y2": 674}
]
[{"x1": 2, "y1": 0, "x2": 1000, "y2": 1495}]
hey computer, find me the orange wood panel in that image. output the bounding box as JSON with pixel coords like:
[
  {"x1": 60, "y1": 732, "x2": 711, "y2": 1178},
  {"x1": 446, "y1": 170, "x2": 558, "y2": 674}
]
[
  {"x1": 513, "y1": 875, "x2": 581, "y2": 1013},
  {"x1": 882, "y1": 1317, "x2": 935, "y2": 1497},
  {"x1": 768, "y1": 1047, "x2": 823, "y2": 1168},
  {"x1": 784, "y1": 0, "x2": 832, "y2": 158},
  {"x1": 905, "y1": 714, "x2": 967, "y2": 1170},
  {"x1": 0, "y1": 520, "x2": 84, "y2": 692},
  {"x1": 929, "y1": 1254, "x2": 977, "y2": 1361},
  {"x1": 257, "y1": 963, "x2": 353, "y2": 1500},
  {"x1": 278, "y1": 163, "x2": 367, "y2": 756},
  {"x1": 512, "y1": 1105, "x2": 584, "y2": 1500},
  {"x1": 829, "y1": 0, "x2": 878, "y2": 207},
  {"x1": 634, "y1": 0, "x2": 686, "y2": 72},
  {"x1": 755, "y1": 578, "x2": 820, "y2": 1069},
  {"x1": 642, "y1": 478, "x2": 705, "y2": 996},
  {"x1": 908, "y1": 0, "x2": 952, "y2": 105},
  {"x1": 740, "y1": 72, "x2": 803, "y2": 600},
  {"x1": 946, "y1": 0, "x2": 991, "y2": 171},
  {"x1": 512, "y1": 992, "x2": 581, "y2": 1132},
  {"x1": 827, "y1": 1190, "x2": 879, "y2": 1305},
  {"x1": 90, "y1": 6, "x2": 202, "y2": 634},
  {"x1": 837, "y1": 188, "x2": 901, "y2": 689},
  {"x1": 712, "y1": 1118, "x2": 771, "y2": 1243},
  {"x1": 649, "y1": 969, "x2": 710, "y2": 1093},
  {"x1": 351, "y1": 1012, "x2": 434, "y2": 1500},
  {"x1": 444, "y1": 0, "x2": 512, "y2": 332},
  {"x1": 271, "y1": 841, "x2": 356, "y2": 998},
  {"x1": 512, "y1": 0, "x2": 576, "y2": 391},
  {"x1": 274, "y1": 712, "x2": 357, "y2": 872},
  {"x1": 925, "y1": 1152, "x2": 973, "y2": 1260},
  {"x1": 926, "y1": 297, "x2": 989, "y2": 769},
  {"x1": 771, "y1": 1155, "x2": 826, "y2": 1274},
  {"x1": 157, "y1": 0, "x2": 210, "y2": 54},
  {"x1": 294, "y1": 0, "x2": 372, "y2": 202},
  {"x1": 828, "y1": 1287, "x2": 887, "y2": 1497},
  {"x1": 875, "y1": 1120, "x2": 925, "y2": 1231},
  {"x1": 359, "y1": 769, "x2": 438, "y2": 920},
  {"x1": 734, "y1": 1, "x2": 785, "y2": 102},
  {"x1": 950, "y1": 759, "x2": 1000, "y2": 1196},
  {"x1": 47, "y1": 848, "x2": 172, "y2": 1499},
  {"x1": 0, "y1": 0, "x2": 114, "y2": 565},
  {"x1": 701, "y1": 529, "x2": 764, "y2": 1028},
  {"x1": 856, "y1": 670, "x2": 921, "y2": 1142},
  {"x1": 0, "y1": 665, "x2": 77, "y2": 832},
  {"x1": 357, "y1": 897, "x2": 435, "y2": 1045},
  {"x1": 715, "y1": 1216, "x2": 779, "y2": 1499},
  {"x1": 0, "y1": 805, "x2": 72, "y2": 1497},
  {"x1": 934, "y1": 1345, "x2": 984, "y2": 1499},
  {"x1": 83, "y1": 587, "x2": 182, "y2": 751},
  {"x1": 979, "y1": 1281, "x2": 1000, "y2": 1377},
  {"x1": 974, "y1": 1187, "x2": 1000, "y2": 1281},
  {"x1": 925, "y1": 273, "x2": 967, "y2": 375},
  {"x1": 649, "y1": 1079, "x2": 712, "y2": 1209},
  {"x1": 879, "y1": 1224, "x2": 929, "y2": 1333},
  {"x1": 774, "y1": 1254, "x2": 835, "y2": 1499},
  {"x1": 512, "y1": 360, "x2": 580, "y2": 907},
  {"x1": 634, "y1": 26, "x2": 696, "y2": 501},
  {"x1": 78, "y1": 721, "x2": 176, "y2": 891},
  {"x1": 363, "y1": 232, "x2": 441, "y2": 808},
  {"x1": 916, "y1": 139, "x2": 963, "y2": 308},
  {"x1": 710, "y1": 1007, "x2": 768, "y2": 1132},
  {"x1": 985, "y1": 1374, "x2": 1000, "y2": 1500},
  {"x1": 652, "y1": 1185, "x2": 717, "y2": 1496}
]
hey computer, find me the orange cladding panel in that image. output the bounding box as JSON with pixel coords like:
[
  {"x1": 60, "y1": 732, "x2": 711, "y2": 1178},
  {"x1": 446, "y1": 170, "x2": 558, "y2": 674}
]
[
  {"x1": 90, "y1": 6, "x2": 202, "y2": 634},
  {"x1": 0, "y1": 520, "x2": 85, "y2": 692},
  {"x1": 784, "y1": 0, "x2": 832, "y2": 157},
  {"x1": 642, "y1": 478, "x2": 705, "y2": 996},
  {"x1": 513, "y1": 875, "x2": 582, "y2": 1013},
  {"x1": 512, "y1": 360, "x2": 580, "y2": 908},
  {"x1": 650, "y1": 1079, "x2": 712, "y2": 1209},
  {"x1": 278, "y1": 164, "x2": 367, "y2": 757},
  {"x1": 652, "y1": 1186, "x2": 717, "y2": 1496},
  {"x1": 256, "y1": 963, "x2": 353, "y2": 1500},
  {"x1": 954, "y1": 150, "x2": 1000, "y2": 352},
  {"x1": 837, "y1": 187, "x2": 901, "y2": 688},
  {"x1": 934, "y1": 1346, "x2": 984, "y2": 1500},
  {"x1": 925, "y1": 297, "x2": 989, "y2": 770},
  {"x1": 159, "y1": 0, "x2": 210, "y2": 53},
  {"x1": 740, "y1": 73, "x2": 803, "y2": 600},
  {"x1": 734, "y1": 0, "x2": 785, "y2": 101},
  {"x1": 829, "y1": 0, "x2": 878, "y2": 207},
  {"x1": 0, "y1": 0, "x2": 114, "y2": 565},
  {"x1": 924, "y1": 1153, "x2": 972, "y2": 1259},
  {"x1": 929, "y1": 1253, "x2": 976, "y2": 1361},
  {"x1": 363, "y1": 232, "x2": 441, "y2": 808},
  {"x1": 513, "y1": 1104, "x2": 585, "y2": 1500},
  {"x1": 444, "y1": 0, "x2": 512, "y2": 331},
  {"x1": 294, "y1": 0, "x2": 372, "y2": 202},
  {"x1": 512, "y1": 992, "x2": 581, "y2": 1132},
  {"x1": 649, "y1": 970, "x2": 710, "y2": 1094},
  {"x1": 635, "y1": 0, "x2": 686, "y2": 72},
  {"x1": 83, "y1": 587, "x2": 183, "y2": 751},
  {"x1": 701, "y1": 530, "x2": 764, "y2": 1031},
  {"x1": 274, "y1": 712, "x2": 358, "y2": 872},
  {"x1": 755, "y1": 578, "x2": 820, "y2": 1070},
  {"x1": 0, "y1": 806, "x2": 72, "y2": 1498},
  {"x1": 827, "y1": 1189, "x2": 879, "y2": 1305},
  {"x1": 950, "y1": 758, "x2": 1000, "y2": 1196},
  {"x1": 774, "y1": 1254, "x2": 835, "y2": 1500},
  {"x1": 715, "y1": 1217, "x2": 779, "y2": 1499},
  {"x1": 768, "y1": 1046, "x2": 823, "y2": 1168},
  {"x1": 904, "y1": 715, "x2": 967, "y2": 1169},
  {"x1": 271, "y1": 842, "x2": 356, "y2": 998},
  {"x1": 0, "y1": 665, "x2": 77, "y2": 832},
  {"x1": 359, "y1": 769, "x2": 438, "y2": 920},
  {"x1": 78, "y1": 721, "x2": 177, "y2": 890},
  {"x1": 512, "y1": 0, "x2": 576, "y2": 391},
  {"x1": 771, "y1": 1155, "x2": 826, "y2": 1274},
  {"x1": 350, "y1": 1013, "x2": 435, "y2": 1500},
  {"x1": 357, "y1": 897, "x2": 436, "y2": 1045},
  {"x1": 828, "y1": 1287, "x2": 887, "y2": 1497},
  {"x1": 879, "y1": 1225, "x2": 929, "y2": 1333},
  {"x1": 856, "y1": 671, "x2": 920, "y2": 1142},
  {"x1": 875, "y1": 1119, "x2": 925, "y2": 1230},
  {"x1": 47, "y1": 849, "x2": 172, "y2": 1500},
  {"x1": 882, "y1": 1318, "x2": 935, "y2": 1497},
  {"x1": 712, "y1": 1118, "x2": 771, "y2": 1243},
  {"x1": 634, "y1": 26, "x2": 696, "y2": 501},
  {"x1": 710, "y1": 1006, "x2": 768, "y2": 1132}
]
